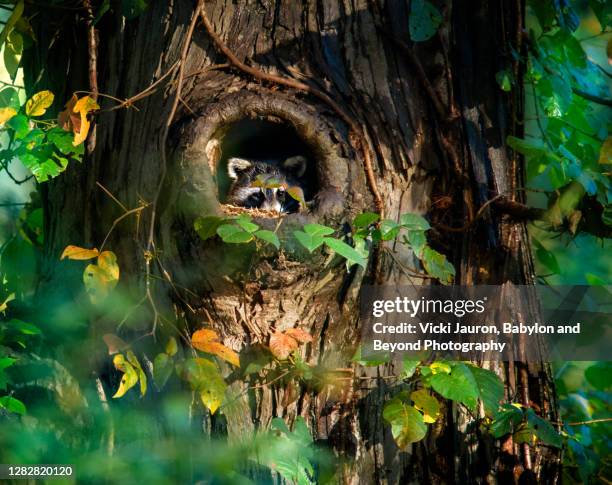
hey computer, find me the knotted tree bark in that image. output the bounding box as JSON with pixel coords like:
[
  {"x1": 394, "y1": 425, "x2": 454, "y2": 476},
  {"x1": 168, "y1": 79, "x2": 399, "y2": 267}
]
[{"x1": 25, "y1": 0, "x2": 560, "y2": 483}]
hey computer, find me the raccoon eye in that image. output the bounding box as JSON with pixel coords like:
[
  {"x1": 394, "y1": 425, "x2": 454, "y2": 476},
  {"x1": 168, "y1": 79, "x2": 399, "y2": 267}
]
[{"x1": 246, "y1": 191, "x2": 265, "y2": 207}]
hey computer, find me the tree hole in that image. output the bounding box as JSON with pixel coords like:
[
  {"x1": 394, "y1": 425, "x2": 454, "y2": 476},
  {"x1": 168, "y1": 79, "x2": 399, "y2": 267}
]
[{"x1": 213, "y1": 119, "x2": 317, "y2": 213}]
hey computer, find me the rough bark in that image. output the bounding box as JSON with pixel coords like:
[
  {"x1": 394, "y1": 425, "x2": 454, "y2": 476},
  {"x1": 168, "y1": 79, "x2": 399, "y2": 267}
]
[{"x1": 25, "y1": 0, "x2": 560, "y2": 483}]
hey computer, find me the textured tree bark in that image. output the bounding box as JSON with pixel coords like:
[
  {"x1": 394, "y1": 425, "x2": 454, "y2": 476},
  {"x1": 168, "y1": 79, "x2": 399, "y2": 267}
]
[{"x1": 25, "y1": 0, "x2": 560, "y2": 483}]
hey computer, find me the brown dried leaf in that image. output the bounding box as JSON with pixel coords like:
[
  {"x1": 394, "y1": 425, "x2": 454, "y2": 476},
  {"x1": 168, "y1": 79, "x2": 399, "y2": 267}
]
[
  {"x1": 103, "y1": 333, "x2": 129, "y2": 355},
  {"x1": 269, "y1": 331, "x2": 298, "y2": 360},
  {"x1": 284, "y1": 328, "x2": 313, "y2": 344}
]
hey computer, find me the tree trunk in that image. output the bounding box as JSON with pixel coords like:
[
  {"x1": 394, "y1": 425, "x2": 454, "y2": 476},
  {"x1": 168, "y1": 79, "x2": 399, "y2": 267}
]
[{"x1": 25, "y1": 0, "x2": 560, "y2": 483}]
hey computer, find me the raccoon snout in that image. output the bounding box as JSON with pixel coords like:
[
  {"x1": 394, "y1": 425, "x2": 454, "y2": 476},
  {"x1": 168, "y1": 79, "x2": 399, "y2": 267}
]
[{"x1": 260, "y1": 199, "x2": 283, "y2": 213}]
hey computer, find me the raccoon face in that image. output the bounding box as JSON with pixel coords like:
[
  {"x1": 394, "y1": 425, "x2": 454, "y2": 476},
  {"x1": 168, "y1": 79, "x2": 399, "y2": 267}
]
[{"x1": 226, "y1": 156, "x2": 307, "y2": 213}]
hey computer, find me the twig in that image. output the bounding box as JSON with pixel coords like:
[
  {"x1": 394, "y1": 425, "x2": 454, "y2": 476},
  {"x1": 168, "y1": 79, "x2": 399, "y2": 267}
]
[
  {"x1": 433, "y1": 191, "x2": 544, "y2": 233},
  {"x1": 96, "y1": 181, "x2": 128, "y2": 212},
  {"x1": 105, "y1": 61, "x2": 180, "y2": 112},
  {"x1": 381, "y1": 246, "x2": 434, "y2": 280},
  {"x1": 199, "y1": 7, "x2": 384, "y2": 217},
  {"x1": 566, "y1": 418, "x2": 612, "y2": 426},
  {"x1": 83, "y1": 0, "x2": 98, "y2": 154}
]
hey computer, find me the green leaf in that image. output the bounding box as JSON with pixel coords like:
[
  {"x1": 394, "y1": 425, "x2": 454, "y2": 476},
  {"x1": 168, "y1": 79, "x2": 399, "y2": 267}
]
[
  {"x1": 496, "y1": 70, "x2": 512, "y2": 91},
  {"x1": 194, "y1": 215, "x2": 226, "y2": 240},
  {"x1": 383, "y1": 395, "x2": 428, "y2": 447},
  {"x1": 429, "y1": 363, "x2": 479, "y2": 411},
  {"x1": 254, "y1": 229, "x2": 280, "y2": 249},
  {"x1": 0, "y1": 396, "x2": 26, "y2": 415},
  {"x1": 401, "y1": 359, "x2": 420, "y2": 379},
  {"x1": 585, "y1": 273, "x2": 607, "y2": 286},
  {"x1": 153, "y1": 352, "x2": 173, "y2": 390},
  {"x1": 0, "y1": 357, "x2": 16, "y2": 371},
  {"x1": 7, "y1": 114, "x2": 29, "y2": 138},
  {"x1": 4, "y1": 30, "x2": 23, "y2": 80},
  {"x1": 409, "y1": 0, "x2": 442, "y2": 42},
  {"x1": 235, "y1": 214, "x2": 259, "y2": 233},
  {"x1": 5, "y1": 319, "x2": 41, "y2": 335},
  {"x1": 584, "y1": 362, "x2": 612, "y2": 391},
  {"x1": 93, "y1": 0, "x2": 111, "y2": 25},
  {"x1": 410, "y1": 389, "x2": 440, "y2": 423},
  {"x1": 182, "y1": 357, "x2": 226, "y2": 414},
  {"x1": 400, "y1": 213, "x2": 431, "y2": 230},
  {"x1": 47, "y1": 127, "x2": 82, "y2": 155},
  {"x1": 490, "y1": 404, "x2": 524, "y2": 438},
  {"x1": 323, "y1": 237, "x2": 367, "y2": 268},
  {"x1": 216, "y1": 224, "x2": 254, "y2": 244},
  {"x1": 407, "y1": 230, "x2": 427, "y2": 257},
  {"x1": 353, "y1": 212, "x2": 380, "y2": 228},
  {"x1": 293, "y1": 230, "x2": 325, "y2": 253},
  {"x1": 526, "y1": 409, "x2": 562, "y2": 448},
  {"x1": 20, "y1": 152, "x2": 69, "y2": 182},
  {"x1": 421, "y1": 247, "x2": 455, "y2": 284},
  {"x1": 0, "y1": 88, "x2": 19, "y2": 109},
  {"x1": 467, "y1": 365, "x2": 504, "y2": 417},
  {"x1": 303, "y1": 223, "x2": 334, "y2": 237},
  {"x1": 536, "y1": 246, "x2": 560, "y2": 274},
  {"x1": 379, "y1": 219, "x2": 400, "y2": 240}
]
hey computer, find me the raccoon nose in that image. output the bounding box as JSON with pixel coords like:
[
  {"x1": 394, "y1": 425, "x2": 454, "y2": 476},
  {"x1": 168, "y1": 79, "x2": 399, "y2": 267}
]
[{"x1": 261, "y1": 200, "x2": 282, "y2": 212}]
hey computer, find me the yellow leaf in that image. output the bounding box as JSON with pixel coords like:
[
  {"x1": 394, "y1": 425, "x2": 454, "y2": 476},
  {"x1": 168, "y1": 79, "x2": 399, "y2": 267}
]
[
  {"x1": 112, "y1": 353, "x2": 138, "y2": 398},
  {"x1": 72, "y1": 95, "x2": 99, "y2": 146},
  {"x1": 194, "y1": 358, "x2": 226, "y2": 414},
  {"x1": 284, "y1": 328, "x2": 313, "y2": 343},
  {"x1": 181, "y1": 358, "x2": 226, "y2": 414},
  {"x1": 192, "y1": 329, "x2": 239, "y2": 367},
  {"x1": 82, "y1": 251, "x2": 119, "y2": 305},
  {"x1": 269, "y1": 331, "x2": 298, "y2": 360},
  {"x1": 429, "y1": 362, "x2": 451, "y2": 375},
  {"x1": 165, "y1": 336, "x2": 178, "y2": 356},
  {"x1": 60, "y1": 245, "x2": 99, "y2": 260},
  {"x1": 192, "y1": 328, "x2": 220, "y2": 344},
  {"x1": 200, "y1": 388, "x2": 223, "y2": 414},
  {"x1": 599, "y1": 137, "x2": 612, "y2": 165},
  {"x1": 193, "y1": 340, "x2": 240, "y2": 367},
  {"x1": 0, "y1": 293, "x2": 15, "y2": 313},
  {"x1": 97, "y1": 251, "x2": 120, "y2": 282},
  {"x1": 126, "y1": 350, "x2": 147, "y2": 396},
  {"x1": 0, "y1": 107, "x2": 17, "y2": 126},
  {"x1": 410, "y1": 389, "x2": 440, "y2": 424},
  {"x1": 25, "y1": 90, "x2": 54, "y2": 117}
]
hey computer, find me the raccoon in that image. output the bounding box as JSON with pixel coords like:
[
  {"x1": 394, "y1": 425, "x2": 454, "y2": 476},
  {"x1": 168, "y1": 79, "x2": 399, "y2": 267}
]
[{"x1": 226, "y1": 156, "x2": 308, "y2": 213}]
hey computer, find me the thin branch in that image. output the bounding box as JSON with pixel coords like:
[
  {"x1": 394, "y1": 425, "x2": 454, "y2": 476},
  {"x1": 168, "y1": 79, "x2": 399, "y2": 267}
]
[
  {"x1": 96, "y1": 182, "x2": 128, "y2": 212},
  {"x1": 566, "y1": 417, "x2": 612, "y2": 426},
  {"x1": 83, "y1": 0, "x2": 98, "y2": 153}
]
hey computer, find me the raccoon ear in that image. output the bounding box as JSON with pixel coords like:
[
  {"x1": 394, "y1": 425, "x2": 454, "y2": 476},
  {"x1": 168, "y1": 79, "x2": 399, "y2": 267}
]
[
  {"x1": 283, "y1": 156, "x2": 307, "y2": 178},
  {"x1": 227, "y1": 158, "x2": 252, "y2": 179}
]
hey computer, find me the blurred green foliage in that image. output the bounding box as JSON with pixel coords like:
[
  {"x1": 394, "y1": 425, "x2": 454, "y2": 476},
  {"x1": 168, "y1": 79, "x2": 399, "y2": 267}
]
[{"x1": 0, "y1": 0, "x2": 610, "y2": 483}]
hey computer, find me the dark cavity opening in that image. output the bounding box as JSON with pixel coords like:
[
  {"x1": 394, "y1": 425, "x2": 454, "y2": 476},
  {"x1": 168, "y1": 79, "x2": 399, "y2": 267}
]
[{"x1": 216, "y1": 119, "x2": 317, "y2": 209}]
